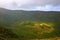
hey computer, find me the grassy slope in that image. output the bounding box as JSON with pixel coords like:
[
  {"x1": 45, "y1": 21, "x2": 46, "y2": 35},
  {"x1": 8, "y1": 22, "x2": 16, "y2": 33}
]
[{"x1": 0, "y1": 8, "x2": 60, "y2": 40}]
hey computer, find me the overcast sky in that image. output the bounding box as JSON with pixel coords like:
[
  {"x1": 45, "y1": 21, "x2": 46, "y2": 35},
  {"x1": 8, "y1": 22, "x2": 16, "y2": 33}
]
[{"x1": 0, "y1": 0, "x2": 60, "y2": 11}]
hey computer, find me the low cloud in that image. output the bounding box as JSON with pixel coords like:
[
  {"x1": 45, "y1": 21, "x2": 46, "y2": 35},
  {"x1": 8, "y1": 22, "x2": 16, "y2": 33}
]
[{"x1": 0, "y1": 0, "x2": 60, "y2": 11}]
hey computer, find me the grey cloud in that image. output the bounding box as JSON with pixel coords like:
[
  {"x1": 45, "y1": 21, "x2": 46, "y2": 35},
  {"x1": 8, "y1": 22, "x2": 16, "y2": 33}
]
[
  {"x1": 0, "y1": 0, "x2": 60, "y2": 10},
  {"x1": 27, "y1": 0, "x2": 60, "y2": 6},
  {"x1": 13, "y1": 0, "x2": 60, "y2": 8}
]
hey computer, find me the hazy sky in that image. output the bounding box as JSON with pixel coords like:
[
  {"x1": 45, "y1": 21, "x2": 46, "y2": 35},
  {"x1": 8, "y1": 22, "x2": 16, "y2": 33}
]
[{"x1": 0, "y1": 0, "x2": 60, "y2": 11}]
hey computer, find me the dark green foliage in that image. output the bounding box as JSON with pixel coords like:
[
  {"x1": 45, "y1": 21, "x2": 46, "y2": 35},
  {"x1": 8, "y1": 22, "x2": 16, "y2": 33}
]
[{"x1": 0, "y1": 27, "x2": 19, "y2": 40}]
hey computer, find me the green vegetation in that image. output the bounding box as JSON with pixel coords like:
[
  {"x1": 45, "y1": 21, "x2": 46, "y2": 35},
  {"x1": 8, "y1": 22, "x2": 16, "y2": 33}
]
[
  {"x1": 0, "y1": 8, "x2": 60, "y2": 40},
  {"x1": 0, "y1": 26, "x2": 19, "y2": 40},
  {"x1": 13, "y1": 21, "x2": 55, "y2": 39}
]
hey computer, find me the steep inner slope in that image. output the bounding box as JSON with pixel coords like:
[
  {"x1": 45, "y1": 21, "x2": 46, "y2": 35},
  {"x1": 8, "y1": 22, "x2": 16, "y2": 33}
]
[{"x1": 0, "y1": 8, "x2": 60, "y2": 40}]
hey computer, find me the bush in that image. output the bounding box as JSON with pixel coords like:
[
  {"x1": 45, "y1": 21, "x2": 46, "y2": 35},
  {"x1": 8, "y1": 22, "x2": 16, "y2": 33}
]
[{"x1": 0, "y1": 27, "x2": 19, "y2": 40}]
